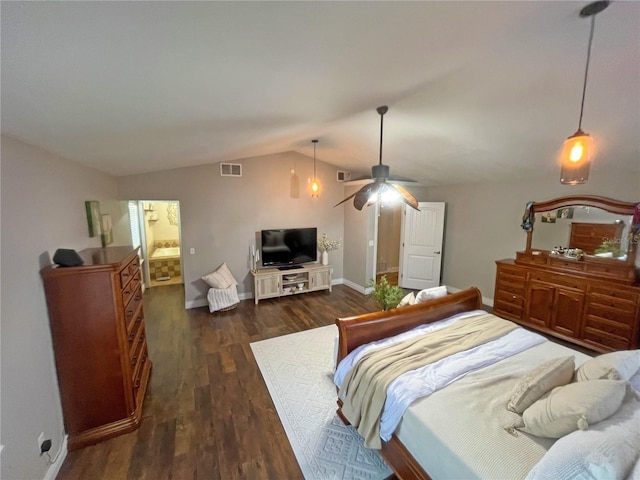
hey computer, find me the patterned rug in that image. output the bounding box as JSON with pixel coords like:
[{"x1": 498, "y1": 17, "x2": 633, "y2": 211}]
[{"x1": 250, "y1": 325, "x2": 392, "y2": 480}]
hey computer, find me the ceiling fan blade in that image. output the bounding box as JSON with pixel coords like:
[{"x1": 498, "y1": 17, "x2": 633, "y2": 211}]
[
  {"x1": 353, "y1": 184, "x2": 376, "y2": 210},
  {"x1": 334, "y1": 182, "x2": 374, "y2": 208},
  {"x1": 390, "y1": 184, "x2": 420, "y2": 210}
]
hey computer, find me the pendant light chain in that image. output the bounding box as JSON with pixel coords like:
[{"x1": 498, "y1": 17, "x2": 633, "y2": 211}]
[{"x1": 578, "y1": 15, "x2": 596, "y2": 131}]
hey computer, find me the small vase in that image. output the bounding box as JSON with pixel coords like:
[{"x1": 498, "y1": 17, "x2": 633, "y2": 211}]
[{"x1": 321, "y1": 250, "x2": 329, "y2": 266}]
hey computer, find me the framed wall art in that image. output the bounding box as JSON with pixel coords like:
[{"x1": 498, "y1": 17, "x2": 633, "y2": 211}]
[
  {"x1": 85, "y1": 201, "x2": 102, "y2": 237},
  {"x1": 101, "y1": 214, "x2": 113, "y2": 247}
]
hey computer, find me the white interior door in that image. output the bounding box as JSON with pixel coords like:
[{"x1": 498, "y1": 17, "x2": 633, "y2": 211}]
[{"x1": 399, "y1": 202, "x2": 445, "y2": 290}]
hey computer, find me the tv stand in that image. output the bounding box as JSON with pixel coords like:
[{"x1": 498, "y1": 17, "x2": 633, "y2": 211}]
[
  {"x1": 277, "y1": 265, "x2": 303, "y2": 271},
  {"x1": 251, "y1": 264, "x2": 333, "y2": 304}
]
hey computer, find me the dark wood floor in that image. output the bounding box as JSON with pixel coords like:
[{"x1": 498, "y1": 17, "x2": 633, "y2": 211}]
[{"x1": 56, "y1": 284, "x2": 380, "y2": 480}]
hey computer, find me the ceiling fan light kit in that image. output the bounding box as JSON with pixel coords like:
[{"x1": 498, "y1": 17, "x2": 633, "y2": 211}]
[
  {"x1": 560, "y1": 0, "x2": 609, "y2": 185},
  {"x1": 334, "y1": 105, "x2": 419, "y2": 211}
]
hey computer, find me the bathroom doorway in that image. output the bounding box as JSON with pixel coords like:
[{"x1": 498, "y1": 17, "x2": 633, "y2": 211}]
[
  {"x1": 375, "y1": 203, "x2": 402, "y2": 286},
  {"x1": 130, "y1": 200, "x2": 183, "y2": 288}
]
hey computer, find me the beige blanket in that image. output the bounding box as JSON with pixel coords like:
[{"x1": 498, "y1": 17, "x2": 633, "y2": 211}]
[{"x1": 339, "y1": 313, "x2": 518, "y2": 448}]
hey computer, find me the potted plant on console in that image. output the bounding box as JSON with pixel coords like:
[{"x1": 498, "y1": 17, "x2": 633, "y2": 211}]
[{"x1": 318, "y1": 233, "x2": 341, "y2": 266}]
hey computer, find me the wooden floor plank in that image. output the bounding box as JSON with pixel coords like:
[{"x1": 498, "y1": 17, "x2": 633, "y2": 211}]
[{"x1": 56, "y1": 284, "x2": 379, "y2": 480}]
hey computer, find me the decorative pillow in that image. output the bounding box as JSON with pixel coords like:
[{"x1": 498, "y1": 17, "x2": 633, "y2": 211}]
[
  {"x1": 398, "y1": 292, "x2": 416, "y2": 307},
  {"x1": 515, "y1": 380, "x2": 628, "y2": 438},
  {"x1": 525, "y1": 394, "x2": 640, "y2": 480},
  {"x1": 415, "y1": 285, "x2": 447, "y2": 303},
  {"x1": 575, "y1": 350, "x2": 640, "y2": 382},
  {"x1": 506, "y1": 356, "x2": 575, "y2": 414},
  {"x1": 202, "y1": 263, "x2": 238, "y2": 289}
]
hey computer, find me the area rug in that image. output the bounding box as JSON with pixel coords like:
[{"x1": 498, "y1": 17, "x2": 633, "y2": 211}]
[{"x1": 250, "y1": 325, "x2": 392, "y2": 480}]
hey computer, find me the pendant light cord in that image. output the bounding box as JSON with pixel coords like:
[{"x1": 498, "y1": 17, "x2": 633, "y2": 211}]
[
  {"x1": 379, "y1": 111, "x2": 384, "y2": 166},
  {"x1": 578, "y1": 15, "x2": 596, "y2": 130}
]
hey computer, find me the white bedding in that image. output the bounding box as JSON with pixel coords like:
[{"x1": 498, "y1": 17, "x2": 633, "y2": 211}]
[
  {"x1": 335, "y1": 310, "x2": 640, "y2": 479},
  {"x1": 334, "y1": 311, "x2": 546, "y2": 442},
  {"x1": 397, "y1": 340, "x2": 593, "y2": 480}
]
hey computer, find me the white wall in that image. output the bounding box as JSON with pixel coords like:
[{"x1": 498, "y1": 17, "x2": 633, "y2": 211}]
[
  {"x1": 0, "y1": 136, "x2": 126, "y2": 480},
  {"x1": 427, "y1": 169, "x2": 640, "y2": 302},
  {"x1": 117, "y1": 152, "x2": 346, "y2": 307}
]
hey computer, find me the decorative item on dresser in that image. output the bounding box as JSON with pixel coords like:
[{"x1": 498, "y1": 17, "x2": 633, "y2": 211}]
[
  {"x1": 41, "y1": 246, "x2": 152, "y2": 450},
  {"x1": 495, "y1": 195, "x2": 640, "y2": 353}
]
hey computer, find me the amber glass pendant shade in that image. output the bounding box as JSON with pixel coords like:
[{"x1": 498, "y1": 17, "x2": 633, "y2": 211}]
[
  {"x1": 310, "y1": 139, "x2": 320, "y2": 198},
  {"x1": 560, "y1": 129, "x2": 593, "y2": 185}
]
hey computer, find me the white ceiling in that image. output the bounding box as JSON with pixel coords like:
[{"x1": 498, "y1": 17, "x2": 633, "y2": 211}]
[{"x1": 2, "y1": 1, "x2": 639, "y2": 185}]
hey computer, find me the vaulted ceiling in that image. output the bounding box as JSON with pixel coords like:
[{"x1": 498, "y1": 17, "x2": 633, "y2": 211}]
[{"x1": 2, "y1": 1, "x2": 638, "y2": 186}]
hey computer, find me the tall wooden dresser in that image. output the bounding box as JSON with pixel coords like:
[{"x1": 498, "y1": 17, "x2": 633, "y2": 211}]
[{"x1": 41, "y1": 246, "x2": 152, "y2": 450}]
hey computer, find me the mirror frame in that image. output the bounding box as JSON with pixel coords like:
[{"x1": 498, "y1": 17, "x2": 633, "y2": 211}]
[{"x1": 525, "y1": 195, "x2": 639, "y2": 264}]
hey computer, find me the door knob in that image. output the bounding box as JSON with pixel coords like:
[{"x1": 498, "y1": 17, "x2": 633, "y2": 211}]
[{"x1": 434, "y1": 251, "x2": 441, "y2": 255}]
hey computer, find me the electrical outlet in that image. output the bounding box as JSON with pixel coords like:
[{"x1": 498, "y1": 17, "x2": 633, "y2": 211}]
[
  {"x1": 37, "y1": 433, "x2": 51, "y2": 456},
  {"x1": 37, "y1": 433, "x2": 45, "y2": 454}
]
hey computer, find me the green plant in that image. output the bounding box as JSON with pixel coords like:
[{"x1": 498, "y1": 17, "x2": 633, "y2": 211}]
[
  {"x1": 367, "y1": 275, "x2": 405, "y2": 310},
  {"x1": 594, "y1": 239, "x2": 624, "y2": 257}
]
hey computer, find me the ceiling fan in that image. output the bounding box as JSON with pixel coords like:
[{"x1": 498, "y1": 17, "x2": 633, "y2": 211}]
[{"x1": 334, "y1": 106, "x2": 419, "y2": 211}]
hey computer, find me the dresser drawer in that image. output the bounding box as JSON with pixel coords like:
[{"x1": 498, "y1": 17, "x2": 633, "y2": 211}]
[
  {"x1": 583, "y1": 320, "x2": 631, "y2": 350},
  {"x1": 548, "y1": 257, "x2": 585, "y2": 272},
  {"x1": 132, "y1": 343, "x2": 148, "y2": 395},
  {"x1": 121, "y1": 272, "x2": 141, "y2": 307},
  {"x1": 495, "y1": 290, "x2": 525, "y2": 307},
  {"x1": 494, "y1": 300, "x2": 524, "y2": 320},
  {"x1": 585, "y1": 262, "x2": 634, "y2": 278},
  {"x1": 127, "y1": 315, "x2": 145, "y2": 357},
  {"x1": 588, "y1": 285, "x2": 639, "y2": 303},
  {"x1": 497, "y1": 264, "x2": 526, "y2": 279},
  {"x1": 586, "y1": 301, "x2": 636, "y2": 322},
  {"x1": 119, "y1": 256, "x2": 140, "y2": 288},
  {"x1": 529, "y1": 271, "x2": 586, "y2": 291},
  {"x1": 130, "y1": 326, "x2": 146, "y2": 368},
  {"x1": 124, "y1": 291, "x2": 143, "y2": 331}
]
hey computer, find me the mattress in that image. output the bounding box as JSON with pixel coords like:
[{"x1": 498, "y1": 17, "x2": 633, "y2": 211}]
[{"x1": 396, "y1": 340, "x2": 593, "y2": 480}]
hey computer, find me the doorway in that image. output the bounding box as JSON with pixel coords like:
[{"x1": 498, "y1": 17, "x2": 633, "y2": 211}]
[
  {"x1": 129, "y1": 200, "x2": 183, "y2": 288},
  {"x1": 375, "y1": 204, "x2": 402, "y2": 286},
  {"x1": 374, "y1": 202, "x2": 445, "y2": 290}
]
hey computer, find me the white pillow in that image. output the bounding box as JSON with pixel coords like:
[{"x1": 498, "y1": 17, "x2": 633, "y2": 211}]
[
  {"x1": 525, "y1": 394, "x2": 640, "y2": 480},
  {"x1": 398, "y1": 292, "x2": 416, "y2": 307},
  {"x1": 575, "y1": 350, "x2": 640, "y2": 382},
  {"x1": 202, "y1": 263, "x2": 238, "y2": 289},
  {"x1": 516, "y1": 380, "x2": 628, "y2": 438},
  {"x1": 415, "y1": 286, "x2": 447, "y2": 303},
  {"x1": 506, "y1": 356, "x2": 575, "y2": 414}
]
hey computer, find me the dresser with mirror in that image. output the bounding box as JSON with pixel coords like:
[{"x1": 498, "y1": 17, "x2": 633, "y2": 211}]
[{"x1": 495, "y1": 195, "x2": 640, "y2": 353}]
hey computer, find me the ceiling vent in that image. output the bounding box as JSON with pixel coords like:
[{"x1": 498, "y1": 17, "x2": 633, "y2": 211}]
[
  {"x1": 220, "y1": 163, "x2": 242, "y2": 177},
  {"x1": 336, "y1": 171, "x2": 351, "y2": 182}
]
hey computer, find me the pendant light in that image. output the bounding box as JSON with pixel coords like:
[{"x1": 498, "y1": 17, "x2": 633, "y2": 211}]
[
  {"x1": 560, "y1": 0, "x2": 609, "y2": 185},
  {"x1": 310, "y1": 139, "x2": 320, "y2": 198}
]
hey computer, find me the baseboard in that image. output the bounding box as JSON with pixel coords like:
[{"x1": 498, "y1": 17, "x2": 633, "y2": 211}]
[
  {"x1": 341, "y1": 279, "x2": 373, "y2": 294},
  {"x1": 43, "y1": 435, "x2": 67, "y2": 480},
  {"x1": 185, "y1": 298, "x2": 208, "y2": 309},
  {"x1": 446, "y1": 285, "x2": 494, "y2": 308}
]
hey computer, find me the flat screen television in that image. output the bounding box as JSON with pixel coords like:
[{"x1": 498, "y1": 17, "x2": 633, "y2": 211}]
[{"x1": 261, "y1": 227, "x2": 317, "y2": 268}]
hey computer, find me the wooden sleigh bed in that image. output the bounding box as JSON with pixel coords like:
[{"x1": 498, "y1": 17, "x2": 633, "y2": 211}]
[{"x1": 334, "y1": 287, "x2": 640, "y2": 480}]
